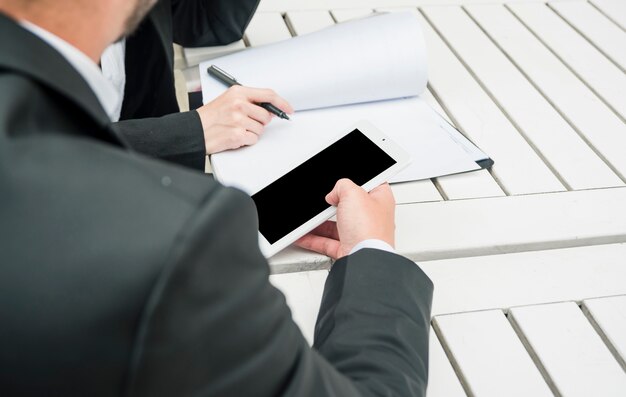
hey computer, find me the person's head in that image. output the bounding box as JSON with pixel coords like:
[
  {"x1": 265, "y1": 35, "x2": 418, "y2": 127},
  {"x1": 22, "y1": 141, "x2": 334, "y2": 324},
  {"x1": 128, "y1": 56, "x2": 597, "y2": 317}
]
[{"x1": 0, "y1": 0, "x2": 157, "y2": 61}]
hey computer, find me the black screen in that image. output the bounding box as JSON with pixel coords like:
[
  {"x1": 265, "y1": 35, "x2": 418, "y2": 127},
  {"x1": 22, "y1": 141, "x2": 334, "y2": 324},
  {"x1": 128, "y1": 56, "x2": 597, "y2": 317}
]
[{"x1": 252, "y1": 129, "x2": 396, "y2": 244}]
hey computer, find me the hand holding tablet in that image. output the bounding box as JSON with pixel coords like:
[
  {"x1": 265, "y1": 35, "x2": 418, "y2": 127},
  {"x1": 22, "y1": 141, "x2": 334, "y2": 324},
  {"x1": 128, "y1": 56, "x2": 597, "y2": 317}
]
[
  {"x1": 295, "y1": 179, "x2": 397, "y2": 259},
  {"x1": 251, "y1": 120, "x2": 411, "y2": 257}
]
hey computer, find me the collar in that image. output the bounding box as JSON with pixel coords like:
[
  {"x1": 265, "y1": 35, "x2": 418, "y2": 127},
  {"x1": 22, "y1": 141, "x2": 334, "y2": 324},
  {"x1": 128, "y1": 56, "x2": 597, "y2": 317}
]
[{"x1": 19, "y1": 20, "x2": 121, "y2": 122}]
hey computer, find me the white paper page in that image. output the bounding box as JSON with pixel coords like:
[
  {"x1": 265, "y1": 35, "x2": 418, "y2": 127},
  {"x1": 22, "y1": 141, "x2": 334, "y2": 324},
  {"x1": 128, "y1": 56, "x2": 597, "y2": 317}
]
[
  {"x1": 200, "y1": 11, "x2": 428, "y2": 111},
  {"x1": 211, "y1": 96, "x2": 480, "y2": 194}
]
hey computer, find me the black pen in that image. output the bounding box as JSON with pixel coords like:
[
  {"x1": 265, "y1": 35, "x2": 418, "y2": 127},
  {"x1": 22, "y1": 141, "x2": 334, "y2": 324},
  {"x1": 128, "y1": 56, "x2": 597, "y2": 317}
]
[{"x1": 207, "y1": 64, "x2": 290, "y2": 120}]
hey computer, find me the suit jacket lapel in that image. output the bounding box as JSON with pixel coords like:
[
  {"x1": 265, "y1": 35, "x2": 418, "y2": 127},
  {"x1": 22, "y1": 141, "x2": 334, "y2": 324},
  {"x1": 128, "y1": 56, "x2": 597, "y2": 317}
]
[{"x1": 0, "y1": 13, "x2": 126, "y2": 146}]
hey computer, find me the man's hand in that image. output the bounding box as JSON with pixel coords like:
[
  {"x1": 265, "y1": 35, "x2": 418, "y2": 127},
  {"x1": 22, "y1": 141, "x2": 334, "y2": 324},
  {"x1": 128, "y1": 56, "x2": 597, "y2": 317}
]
[
  {"x1": 197, "y1": 86, "x2": 294, "y2": 154},
  {"x1": 296, "y1": 179, "x2": 396, "y2": 260}
]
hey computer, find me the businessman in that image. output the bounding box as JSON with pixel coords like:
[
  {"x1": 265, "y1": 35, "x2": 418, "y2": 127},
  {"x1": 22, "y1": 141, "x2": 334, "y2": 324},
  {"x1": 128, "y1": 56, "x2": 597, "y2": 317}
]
[
  {"x1": 109, "y1": 0, "x2": 290, "y2": 169},
  {"x1": 0, "y1": 0, "x2": 433, "y2": 396}
]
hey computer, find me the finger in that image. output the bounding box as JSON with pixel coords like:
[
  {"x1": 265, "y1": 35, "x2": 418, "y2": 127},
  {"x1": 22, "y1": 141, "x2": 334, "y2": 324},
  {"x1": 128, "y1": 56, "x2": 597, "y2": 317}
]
[
  {"x1": 243, "y1": 87, "x2": 295, "y2": 115},
  {"x1": 307, "y1": 220, "x2": 340, "y2": 241},
  {"x1": 295, "y1": 233, "x2": 340, "y2": 259},
  {"x1": 325, "y1": 178, "x2": 359, "y2": 206},
  {"x1": 241, "y1": 130, "x2": 259, "y2": 147},
  {"x1": 244, "y1": 103, "x2": 273, "y2": 125},
  {"x1": 227, "y1": 127, "x2": 258, "y2": 149},
  {"x1": 369, "y1": 182, "x2": 395, "y2": 206},
  {"x1": 243, "y1": 117, "x2": 265, "y2": 136}
]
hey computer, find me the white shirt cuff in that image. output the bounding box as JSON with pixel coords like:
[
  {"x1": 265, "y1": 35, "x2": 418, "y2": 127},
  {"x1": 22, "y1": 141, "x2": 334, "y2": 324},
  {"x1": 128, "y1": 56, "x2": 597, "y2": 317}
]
[{"x1": 349, "y1": 239, "x2": 395, "y2": 256}]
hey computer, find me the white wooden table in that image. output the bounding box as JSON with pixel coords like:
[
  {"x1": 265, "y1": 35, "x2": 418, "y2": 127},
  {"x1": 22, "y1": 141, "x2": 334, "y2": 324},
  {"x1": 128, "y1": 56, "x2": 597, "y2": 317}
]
[{"x1": 176, "y1": 1, "x2": 626, "y2": 395}]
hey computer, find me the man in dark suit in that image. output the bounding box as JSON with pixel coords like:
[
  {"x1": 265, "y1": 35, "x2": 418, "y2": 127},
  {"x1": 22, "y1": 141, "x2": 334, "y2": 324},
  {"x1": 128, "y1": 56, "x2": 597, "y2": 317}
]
[
  {"x1": 0, "y1": 0, "x2": 433, "y2": 396},
  {"x1": 113, "y1": 0, "x2": 291, "y2": 170}
]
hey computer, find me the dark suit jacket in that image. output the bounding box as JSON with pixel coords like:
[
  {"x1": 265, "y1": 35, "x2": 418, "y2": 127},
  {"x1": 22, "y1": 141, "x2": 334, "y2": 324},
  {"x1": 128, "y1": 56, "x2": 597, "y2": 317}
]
[
  {"x1": 0, "y1": 13, "x2": 434, "y2": 397},
  {"x1": 115, "y1": 0, "x2": 260, "y2": 170}
]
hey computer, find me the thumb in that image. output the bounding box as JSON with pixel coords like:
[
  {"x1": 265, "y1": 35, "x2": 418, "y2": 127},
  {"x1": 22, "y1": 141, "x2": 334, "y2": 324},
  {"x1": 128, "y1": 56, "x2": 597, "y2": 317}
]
[{"x1": 325, "y1": 178, "x2": 358, "y2": 206}]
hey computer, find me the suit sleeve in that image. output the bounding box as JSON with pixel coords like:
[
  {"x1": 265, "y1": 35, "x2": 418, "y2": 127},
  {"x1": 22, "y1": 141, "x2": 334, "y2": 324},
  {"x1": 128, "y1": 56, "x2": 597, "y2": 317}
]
[
  {"x1": 114, "y1": 110, "x2": 206, "y2": 171},
  {"x1": 124, "y1": 187, "x2": 434, "y2": 397},
  {"x1": 170, "y1": 0, "x2": 261, "y2": 47}
]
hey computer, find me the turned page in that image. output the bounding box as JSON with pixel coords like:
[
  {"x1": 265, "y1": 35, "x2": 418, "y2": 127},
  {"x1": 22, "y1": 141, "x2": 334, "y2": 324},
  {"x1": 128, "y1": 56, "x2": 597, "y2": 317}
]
[{"x1": 201, "y1": 12, "x2": 428, "y2": 111}]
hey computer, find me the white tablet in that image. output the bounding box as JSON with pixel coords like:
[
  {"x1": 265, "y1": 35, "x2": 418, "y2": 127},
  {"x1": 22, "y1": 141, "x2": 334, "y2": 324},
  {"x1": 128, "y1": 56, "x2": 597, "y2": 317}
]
[{"x1": 251, "y1": 120, "x2": 411, "y2": 258}]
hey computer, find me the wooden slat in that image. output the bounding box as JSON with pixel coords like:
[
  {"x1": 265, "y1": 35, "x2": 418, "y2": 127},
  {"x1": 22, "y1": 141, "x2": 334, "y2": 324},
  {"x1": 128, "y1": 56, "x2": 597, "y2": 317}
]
[
  {"x1": 465, "y1": 3, "x2": 626, "y2": 181},
  {"x1": 582, "y1": 295, "x2": 626, "y2": 370},
  {"x1": 510, "y1": 302, "x2": 626, "y2": 397},
  {"x1": 284, "y1": 10, "x2": 336, "y2": 35},
  {"x1": 173, "y1": 69, "x2": 189, "y2": 111},
  {"x1": 272, "y1": 187, "x2": 626, "y2": 273},
  {"x1": 258, "y1": 0, "x2": 568, "y2": 13},
  {"x1": 391, "y1": 180, "x2": 443, "y2": 204},
  {"x1": 509, "y1": 2, "x2": 626, "y2": 121},
  {"x1": 549, "y1": 0, "x2": 626, "y2": 71},
  {"x1": 244, "y1": 12, "x2": 292, "y2": 47},
  {"x1": 590, "y1": 0, "x2": 626, "y2": 30},
  {"x1": 419, "y1": 243, "x2": 626, "y2": 316},
  {"x1": 330, "y1": 8, "x2": 375, "y2": 22},
  {"x1": 173, "y1": 43, "x2": 186, "y2": 69},
  {"x1": 424, "y1": 5, "x2": 622, "y2": 190},
  {"x1": 183, "y1": 40, "x2": 246, "y2": 67},
  {"x1": 269, "y1": 246, "x2": 329, "y2": 275},
  {"x1": 433, "y1": 310, "x2": 552, "y2": 397},
  {"x1": 269, "y1": 270, "x2": 327, "y2": 344},
  {"x1": 181, "y1": 65, "x2": 201, "y2": 92},
  {"x1": 433, "y1": 171, "x2": 504, "y2": 201},
  {"x1": 427, "y1": 328, "x2": 467, "y2": 397},
  {"x1": 395, "y1": 187, "x2": 626, "y2": 262},
  {"x1": 413, "y1": 9, "x2": 565, "y2": 195}
]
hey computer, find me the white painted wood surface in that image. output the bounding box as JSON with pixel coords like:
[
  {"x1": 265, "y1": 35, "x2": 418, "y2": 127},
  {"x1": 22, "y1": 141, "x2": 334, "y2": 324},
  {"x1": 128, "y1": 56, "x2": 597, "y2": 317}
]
[
  {"x1": 510, "y1": 302, "x2": 626, "y2": 397},
  {"x1": 391, "y1": 180, "x2": 443, "y2": 204},
  {"x1": 582, "y1": 295, "x2": 626, "y2": 370},
  {"x1": 590, "y1": 0, "x2": 626, "y2": 30},
  {"x1": 284, "y1": 10, "x2": 335, "y2": 35},
  {"x1": 395, "y1": 187, "x2": 626, "y2": 262},
  {"x1": 548, "y1": 0, "x2": 626, "y2": 71},
  {"x1": 183, "y1": 40, "x2": 246, "y2": 67},
  {"x1": 420, "y1": 243, "x2": 626, "y2": 316},
  {"x1": 422, "y1": 89, "x2": 506, "y2": 200},
  {"x1": 508, "y1": 2, "x2": 626, "y2": 120},
  {"x1": 415, "y1": 10, "x2": 565, "y2": 195},
  {"x1": 244, "y1": 12, "x2": 292, "y2": 46},
  {"x1": 269, "y1": 270, "x2": 327, "y2": 344},
  {"x1": 424, "y1": 5, "x2": 622, "y2": 190},
  {"x1": 464, "y1": 4, "x2": 626, "y2": 180},
  {"x1": 269, "y1": 187, "x2": 626, "y2": 271},
  {"x1": 433, "y1": 310, "x2": 552, "y2": 397},
  {"x1": 427, "y1": 329, "x2": 467, "y2": 397},
  {"x1": 258, "y1": 0, "x2": 564, "y2": 13},
  {"x1": 330, "y1": 8, "x2": 375, "y2": 22}
]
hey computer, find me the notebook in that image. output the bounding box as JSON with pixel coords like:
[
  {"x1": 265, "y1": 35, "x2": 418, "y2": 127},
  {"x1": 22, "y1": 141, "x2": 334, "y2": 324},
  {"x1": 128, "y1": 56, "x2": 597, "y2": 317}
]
[{"x1": 199, "y1": 11, "x2": 492, "y2": 196}]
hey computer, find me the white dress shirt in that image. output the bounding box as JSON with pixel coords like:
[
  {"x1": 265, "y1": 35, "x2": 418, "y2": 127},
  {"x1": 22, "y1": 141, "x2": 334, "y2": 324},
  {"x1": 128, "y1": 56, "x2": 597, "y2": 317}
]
[
  {"x1": 20, "y1": 21, "x2": 120, "y2": 122},
  {"x1": 100, "y1": 41, "x2": 126, "y2": 121}
]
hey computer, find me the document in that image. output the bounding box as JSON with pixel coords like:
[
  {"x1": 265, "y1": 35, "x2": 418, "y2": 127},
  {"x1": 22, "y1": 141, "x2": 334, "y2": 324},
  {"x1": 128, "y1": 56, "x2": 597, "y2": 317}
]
[{"x1": 200, "y1": 11, "x2": 490, "y2": 194}]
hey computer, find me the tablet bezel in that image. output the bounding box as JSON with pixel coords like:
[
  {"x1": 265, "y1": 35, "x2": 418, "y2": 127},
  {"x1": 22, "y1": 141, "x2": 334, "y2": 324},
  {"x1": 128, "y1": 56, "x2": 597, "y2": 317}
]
[{"x1": 255, "y1": 120, "x2": 411, "y2": 258}]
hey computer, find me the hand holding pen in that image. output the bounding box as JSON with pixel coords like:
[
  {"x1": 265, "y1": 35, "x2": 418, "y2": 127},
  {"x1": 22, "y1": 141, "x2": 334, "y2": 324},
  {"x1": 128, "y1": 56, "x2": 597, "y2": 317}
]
[
  {"x1": 207, "y1": 65, "x2": 292, "y2": 120},
  {"x1": 197, "y1": 66, "x2": 294, "y2": 155}
]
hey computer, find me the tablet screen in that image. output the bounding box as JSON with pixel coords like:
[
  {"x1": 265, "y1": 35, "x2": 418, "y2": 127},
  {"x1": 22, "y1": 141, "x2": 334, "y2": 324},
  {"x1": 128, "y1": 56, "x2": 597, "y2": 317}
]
[{"x1": 252, "y1": 128, "x2": 396, "y2": 244}]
